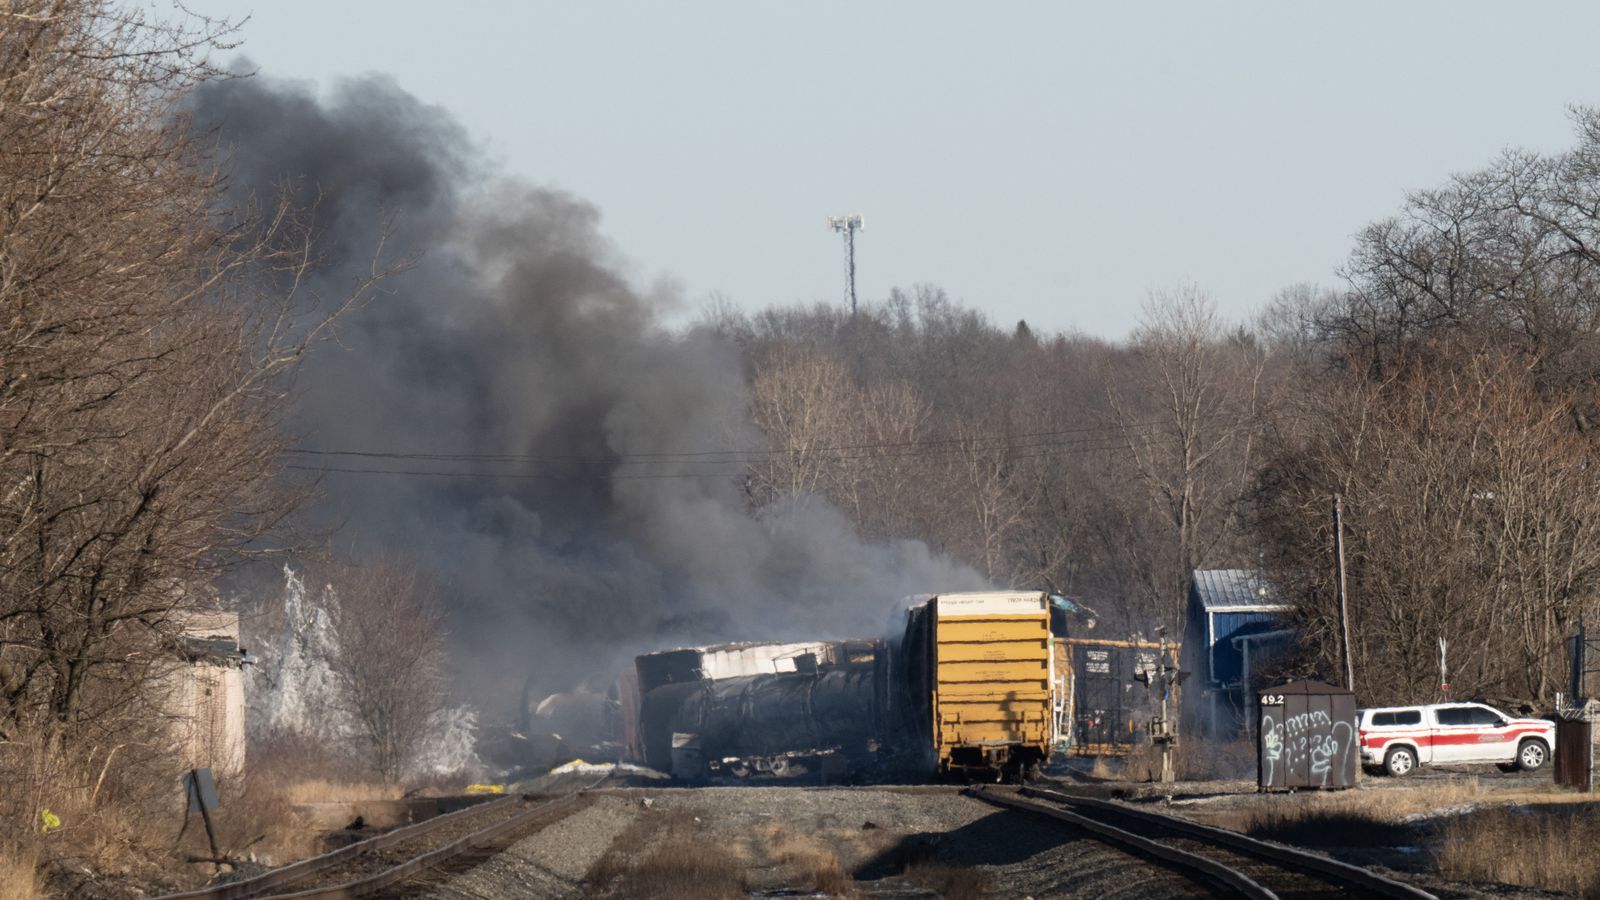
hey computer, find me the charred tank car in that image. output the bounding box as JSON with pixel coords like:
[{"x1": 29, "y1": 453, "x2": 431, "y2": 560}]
[{"x1": 635, "y1": 640, "x2": 886, "y2": 780}]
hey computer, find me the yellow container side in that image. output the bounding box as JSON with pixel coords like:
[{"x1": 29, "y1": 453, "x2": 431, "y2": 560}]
[{"x1": 932, "y1": 611, "x2": 1054, "y2": 766}]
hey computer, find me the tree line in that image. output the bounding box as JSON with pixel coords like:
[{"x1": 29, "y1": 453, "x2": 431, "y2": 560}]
[
  {"x1": 7, "y1": 0, "x2": 1600, "y2": 885},
  {"x1": 716, "y1": 110, "x2": 1600, "y2": 708}
]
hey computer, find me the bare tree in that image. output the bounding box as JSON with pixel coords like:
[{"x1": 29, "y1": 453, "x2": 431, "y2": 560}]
[
  {"x1": 325, "y1": 560, "x2": 450, "y2": 782},
  {"x1": 1106, "y1": 285, "x2": 1266, "y2": 628},
  {"x1": 0, "y1": 1, "x2": 388, "y2": 743},
  {"x1": 1252, "y1": 348, "x2": 1600, "y2": 704}
]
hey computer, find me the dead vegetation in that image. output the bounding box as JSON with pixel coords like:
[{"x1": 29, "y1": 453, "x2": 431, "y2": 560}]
[
  {"x1": 1436, "y1": 806, "x2": 1600, "y2": 895},
  {"x1": 901, "y1": 859, "x2": 994, "y2": 899},
  {"x1": 763, "y1": 824, "x2": 863, "y2": 897},
  {"x1": 208, "y1": 737, "x2": 418, "y2": 866},
  {"x1": 586, "y1": 809, "x2": 748, "y2": 899},
  {"x1": 0, "y1": 726, "x2": 205, "y2": 896},
  {"x1": 1194, "y1": 778, "x2": 1600, "y2": 895},
  {"x1": 1106, "y1": 739, "x2": 1256, "y2": 782},
  {"x1": 0, "y1": 845, "x2": 40, "y2": 900},
  {"x1": 0, "y1": 0, "x2": 390, "y2": 892},
  {"x1": 1203, "y1": 778, "x2": 1484, "y2": 840}
]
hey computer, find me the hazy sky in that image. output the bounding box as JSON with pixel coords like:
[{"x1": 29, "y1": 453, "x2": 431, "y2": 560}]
[{"x1": 189, "y1": 1, "x2": 1600, "y2": 337}]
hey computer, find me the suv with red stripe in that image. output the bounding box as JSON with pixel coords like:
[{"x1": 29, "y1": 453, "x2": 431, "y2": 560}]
[{"x1": 1358, "y1": 703, "x2": 1553, "y2": 776}]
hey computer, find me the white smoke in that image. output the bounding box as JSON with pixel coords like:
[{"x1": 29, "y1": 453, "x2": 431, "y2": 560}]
[{"x1": 246, "y1": 565, "x2": 481, "y2": 777}]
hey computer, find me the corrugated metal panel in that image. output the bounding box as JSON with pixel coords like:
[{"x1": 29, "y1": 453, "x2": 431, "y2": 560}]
[
  {"x1": 1191, "y1": 569, "x2": 1286, "y2": 610},
  {"x1": 698, "y1": 642, "x2": 835, "y2": 679},
  {"x1": 932, "y1": 608, "x2": 1052, "y2": 764}
]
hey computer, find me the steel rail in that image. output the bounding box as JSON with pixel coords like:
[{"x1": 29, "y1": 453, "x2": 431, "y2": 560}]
[
  {"x1": 254, "y1": 791, "x2": 587, "y2": 899},
  {"x1": 156, "y1": 779, "x2": 598, "y2": 900},
  {"x1": 965, "y1": 787, "x2": 1276, "y2": 898},
  {"x1": 155, "y1": 794, "x2": 523, "y2": 900},
  {"x1": 1015, "y1": 785, "x2": 1437, "y2": 900}
]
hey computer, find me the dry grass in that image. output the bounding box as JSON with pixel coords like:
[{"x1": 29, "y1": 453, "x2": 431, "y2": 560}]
[
  {"x1": 764, "y1": 825, "x2": 859, "y2": 897},
  {"x1": 0, "y1": 728, "x2": 448, "y2": 894},
  {"x1": 275, "y1": 777, "x2": 405, "y2": 806},
  {"x1": 1110, "y1": 739, "x2": 1255, "y2": 782},
  {"x1": 1437, "y1": 807, "x2": 1600, "y2": 895},
  {"x1": 1201, "y1": 776, "x2": 1600, "y2": 894},
  {"x1": 217, "y1": 735, "x2": 412, "y2": 865},
  {"x1": 587, "y1": 809, "x2": 748, "y2": 899},
  {"x1": 0, "y1": 845, "x2": 40, "y2": 900},
  {"x1": 1206, "y1": 777, "x2": 1597, "y2": 840},
  {"x1": 1206, "y1": 779, "x2": 1490, "y2": 845},
  {"x1": 902, "y1": 859, "x2": 993, "y2": 899},
  {"x1": 624, "y1": 836, "x2": 747, "y2": 900},
  {"x1": 0, "y1": 727, "x2": 191, "y2": 889}
]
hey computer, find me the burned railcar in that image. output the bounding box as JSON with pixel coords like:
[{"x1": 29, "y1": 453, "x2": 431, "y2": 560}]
[{"x1": 635, "y1": 639, "x2": 888, "y2": 780}]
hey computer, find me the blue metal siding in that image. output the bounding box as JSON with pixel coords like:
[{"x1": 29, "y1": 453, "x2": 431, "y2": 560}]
[{"x1": 1209, "y1": 611, "x2": 1287, "y2": 685}]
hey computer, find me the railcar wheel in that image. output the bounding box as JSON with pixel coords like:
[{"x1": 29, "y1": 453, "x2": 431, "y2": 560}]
[
  {"x1": 1383, "y1": 745, "x2": 1416, "y2": 777},
  {"x1": 1517, "y1": 739, "x2": 1548, "y2": 772}
]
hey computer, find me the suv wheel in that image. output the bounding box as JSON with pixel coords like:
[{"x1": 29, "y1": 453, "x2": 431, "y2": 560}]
[
  {"x1": 1384, "y1": 745, "x2": 1416, "y2": 777},
  {"x1": 1517, "y1": 739, "x2": 1548, "y2": 772}
]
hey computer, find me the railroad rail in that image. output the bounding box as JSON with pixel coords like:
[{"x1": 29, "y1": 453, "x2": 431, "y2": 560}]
[
  {"x1": 156, "y1": 781, "x2": 599, "y2": 900},
  {"x1": 967, "y1": 785, "x2": 1438, "y2": 900}
]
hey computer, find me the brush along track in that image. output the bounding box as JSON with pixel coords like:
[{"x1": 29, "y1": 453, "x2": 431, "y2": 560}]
[
  {"x1": 157, "y1": 783, "x2": 598, "y2": 900},
  {"x1": 968, "y1": 785, "x2": 1437, "y2": 899}
]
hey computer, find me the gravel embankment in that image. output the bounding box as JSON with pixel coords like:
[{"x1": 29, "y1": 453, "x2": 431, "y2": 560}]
[
  {"x1": 420, "y1": 795, "x2": 640, "y2": 899},
  {"x1": 421, "y1": 786, "x2": 1220, "y2": 898}
]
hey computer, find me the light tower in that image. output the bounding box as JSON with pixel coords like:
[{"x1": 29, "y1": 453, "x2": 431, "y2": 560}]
[{"x1": 827, "y1": 214, "x2": 864, "y2": 315}]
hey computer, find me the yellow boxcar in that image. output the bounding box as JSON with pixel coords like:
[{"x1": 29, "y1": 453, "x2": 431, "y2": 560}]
[{"x1": 925, "y1": 591, "x2": 1052, "y2": 776}]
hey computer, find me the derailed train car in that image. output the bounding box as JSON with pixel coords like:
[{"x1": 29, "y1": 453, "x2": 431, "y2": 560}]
[
  {"x1": 631, "y1": 592, "x2": 1062, "y2": 781},
  {"x1": 635, "y1": 640, "x2": 887, "y2": 779},
  {"x1": 641, "y1": 665, "x2": 885, "y2": 779}
]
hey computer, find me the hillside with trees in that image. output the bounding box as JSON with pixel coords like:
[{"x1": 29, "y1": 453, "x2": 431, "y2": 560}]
[{"x1": 8, "y1": 0, "x2": 1600, "y2": 893}]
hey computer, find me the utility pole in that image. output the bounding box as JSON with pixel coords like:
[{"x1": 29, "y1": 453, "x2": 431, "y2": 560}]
[
  {"x1": 827, "y1": 215, "x2": 864, "y2": 315},
  {"x1": 1333, "y1": 495, "x2": 1355, "y2": 692}
]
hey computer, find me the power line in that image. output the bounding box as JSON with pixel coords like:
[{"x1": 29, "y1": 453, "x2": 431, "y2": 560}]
[
  {"x1": 281, "y1": 425, "x2": 1255, "y2": 483},
  {"x1": 283, "y1": 409, "x2": 1271, "y2": 467}
]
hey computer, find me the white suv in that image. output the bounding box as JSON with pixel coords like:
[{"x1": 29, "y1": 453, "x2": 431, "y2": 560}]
[{"x1": 1358, "y1": 702, "x2": 1554, "y2": 776}]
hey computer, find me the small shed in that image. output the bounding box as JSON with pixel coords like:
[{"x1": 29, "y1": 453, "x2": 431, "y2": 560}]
[
  {"x1": 166, "y1": 610, "x2": 250, "y2": 777},
  {"x1": 1256, "y1": 680, "x2": 1357, "y2": 791}
]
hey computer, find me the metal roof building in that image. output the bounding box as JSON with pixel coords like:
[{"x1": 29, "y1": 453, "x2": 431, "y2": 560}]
[{"x1": 1181, "y1": 569, "x2": 1295, "y2": 738}]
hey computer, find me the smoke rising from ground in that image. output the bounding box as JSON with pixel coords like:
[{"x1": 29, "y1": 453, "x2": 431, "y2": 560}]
[{"x1": 190, "y1": 70, "x2": 985, "y2": 711}]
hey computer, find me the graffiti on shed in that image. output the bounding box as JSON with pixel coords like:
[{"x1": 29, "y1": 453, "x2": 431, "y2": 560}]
[{"x1": 1257, "y1": 680, "x2": 1357, "y2": 791}]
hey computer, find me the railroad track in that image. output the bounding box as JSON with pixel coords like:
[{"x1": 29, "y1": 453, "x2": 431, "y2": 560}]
[
  {"x1": 156, "y1": 781, "x2": 599, "y2": 900},
  {"x1": 967, "y1": 785, "x2": 1438, "y2": 900}
]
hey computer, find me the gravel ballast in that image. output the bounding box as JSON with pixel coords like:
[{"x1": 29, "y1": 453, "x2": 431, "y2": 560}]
[{"x1": 419, "y1": 786, "x2": 1218, "y2": 898}]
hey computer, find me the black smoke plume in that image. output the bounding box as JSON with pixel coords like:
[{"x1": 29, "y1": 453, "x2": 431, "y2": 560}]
[{"x1": 190, "y1": 70, "x2": 985, "y2": 712}]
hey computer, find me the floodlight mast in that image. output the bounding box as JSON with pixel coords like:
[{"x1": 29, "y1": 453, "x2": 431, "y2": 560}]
[{"x1": 827, "y1": 214, "x2": 864, "y2": 315}]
